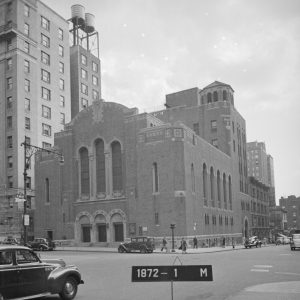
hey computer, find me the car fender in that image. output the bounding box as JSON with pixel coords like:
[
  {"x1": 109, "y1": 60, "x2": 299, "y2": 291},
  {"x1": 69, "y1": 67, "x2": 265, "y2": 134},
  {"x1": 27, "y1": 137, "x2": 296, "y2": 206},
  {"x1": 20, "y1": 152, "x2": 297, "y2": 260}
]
[{"x1": 47, "y1": 265, "x2": 83, "y2": 294}]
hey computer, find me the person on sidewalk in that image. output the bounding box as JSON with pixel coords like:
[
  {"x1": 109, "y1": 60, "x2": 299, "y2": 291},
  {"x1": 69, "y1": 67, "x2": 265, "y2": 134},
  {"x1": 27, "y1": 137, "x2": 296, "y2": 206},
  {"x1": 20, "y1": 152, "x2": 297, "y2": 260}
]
[
  {"x1": 181, "y1": 237, "x2": 187, "y2": 254},
  {"x1": 222, "y1": 237, "x2": 226, "y2": 248},
  {"x1": 193, "y1": 236, "x2": 198, "y2": 249},
  {"x1": 161, "y1": 237, "x2": 167, "y2": 252}
]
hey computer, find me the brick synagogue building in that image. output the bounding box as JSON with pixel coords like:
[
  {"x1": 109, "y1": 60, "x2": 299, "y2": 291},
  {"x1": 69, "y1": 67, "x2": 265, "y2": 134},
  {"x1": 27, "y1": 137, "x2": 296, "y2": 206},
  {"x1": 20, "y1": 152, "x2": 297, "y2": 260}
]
[{"x1": 34, "y1": 81, "x2": 252, "y2": 247}]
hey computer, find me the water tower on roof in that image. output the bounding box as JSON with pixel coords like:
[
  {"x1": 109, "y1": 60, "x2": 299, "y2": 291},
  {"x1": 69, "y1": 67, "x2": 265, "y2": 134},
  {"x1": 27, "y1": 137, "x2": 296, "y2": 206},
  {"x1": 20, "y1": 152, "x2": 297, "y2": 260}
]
[{"x1": 69, "y1": 4, "x2": 99, "y2": 58}]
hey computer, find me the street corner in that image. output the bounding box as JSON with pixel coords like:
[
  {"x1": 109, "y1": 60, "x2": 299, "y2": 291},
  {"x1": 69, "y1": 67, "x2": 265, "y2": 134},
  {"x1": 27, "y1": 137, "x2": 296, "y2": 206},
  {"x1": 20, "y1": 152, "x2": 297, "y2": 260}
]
[{"x1": 228, "y1": 281, "x2": 300, "y2": 300}]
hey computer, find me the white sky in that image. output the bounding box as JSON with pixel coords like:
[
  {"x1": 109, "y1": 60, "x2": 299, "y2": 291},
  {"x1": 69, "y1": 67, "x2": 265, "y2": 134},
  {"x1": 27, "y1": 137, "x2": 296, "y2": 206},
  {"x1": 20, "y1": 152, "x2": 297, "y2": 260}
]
[{"x1": 46, "y1": 0, "x2": 300, "y2": 201}]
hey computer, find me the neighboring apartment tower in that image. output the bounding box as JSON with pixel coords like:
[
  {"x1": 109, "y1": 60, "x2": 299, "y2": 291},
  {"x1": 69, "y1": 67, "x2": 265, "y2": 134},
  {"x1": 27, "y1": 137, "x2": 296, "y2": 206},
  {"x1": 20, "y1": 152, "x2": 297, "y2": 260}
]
[
  {"x1": 279, "y1": 195, "x2": 300, "y2": 232},
  {"x1": 0, "y1": 0, "x2": 71, "y2": 238},
  {"x1": 247, "y1": 141, "x2": 276, "y2": 206}
]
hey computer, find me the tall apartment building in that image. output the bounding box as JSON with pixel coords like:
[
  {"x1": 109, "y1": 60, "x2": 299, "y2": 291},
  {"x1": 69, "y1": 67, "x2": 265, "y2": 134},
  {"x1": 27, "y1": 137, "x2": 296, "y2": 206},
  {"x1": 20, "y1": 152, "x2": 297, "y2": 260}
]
[
  {"x1": 247, "y1": 141, "x2": 276, "y2": 206},
  {"x1": 0, "y1": 0, "x2": 101, "y2": 239},
  {"x1": 279, "y1": 195, "x2": 300, "y2": 231}
]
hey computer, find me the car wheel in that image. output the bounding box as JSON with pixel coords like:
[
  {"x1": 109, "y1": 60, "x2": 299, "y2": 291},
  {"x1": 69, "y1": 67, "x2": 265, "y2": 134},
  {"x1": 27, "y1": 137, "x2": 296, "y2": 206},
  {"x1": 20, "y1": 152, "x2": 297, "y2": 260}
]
[
  {"x1": 140, "y1": 247, "x2": 146, "y2": 254},
  {"x1": 39, "y1": 246, "x2": 44, "y2": 251},
  {"x1": 59, "y1": 276, "x2": 78, "y2": 300},
  {"x1": 118, "y1": 247, "x2": 124, "y2": 253}
]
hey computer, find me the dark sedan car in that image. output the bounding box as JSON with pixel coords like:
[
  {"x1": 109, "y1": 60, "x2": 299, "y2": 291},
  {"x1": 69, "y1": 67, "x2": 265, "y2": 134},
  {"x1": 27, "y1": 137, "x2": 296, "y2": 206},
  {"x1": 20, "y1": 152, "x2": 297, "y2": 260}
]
[
  {"x1": 118, "y1": 236, "x2": 155, "y2": 253},
  {"x1": 0, "y1": 245, "x2": 83, "y2": 300},
  {"x1": 26, "y1": 238, "x2": 56, "y2": 251}
]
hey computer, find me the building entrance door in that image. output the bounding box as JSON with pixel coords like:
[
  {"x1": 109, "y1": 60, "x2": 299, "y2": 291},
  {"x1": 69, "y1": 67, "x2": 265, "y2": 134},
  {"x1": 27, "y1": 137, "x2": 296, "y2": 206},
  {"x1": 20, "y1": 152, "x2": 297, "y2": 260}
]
[
  {"x1": 114, "y1": 223, "x2": 123, "y2": 242},
  {"x1": 97, "y1": 224, "x2": 107, "y2": 242},
  {"x1": 81, "y1": 225, "x2": 91, "y2": 242}
]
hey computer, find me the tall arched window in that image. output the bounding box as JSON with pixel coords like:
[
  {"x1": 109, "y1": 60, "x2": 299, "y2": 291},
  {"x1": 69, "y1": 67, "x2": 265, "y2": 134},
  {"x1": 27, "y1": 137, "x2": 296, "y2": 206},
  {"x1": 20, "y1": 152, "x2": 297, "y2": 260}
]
[
  {"x1": 228, "y1": 175, "x2": 232, "y2": 210},
  {"x1": 213, "y1": 91, "x2": 218, "y2": 102},
  {"x1": 210, "y1": 167, "x2": 215, "y2": 206},
  {"x1": 79, "y1": 147, "x2": 90, "y2": 195},
  {"x1": 217, "y1": 171, "x2": 221, "y2": 208},
  {"x1": 223, "y1": 173, "x2": 227, "y2": 209},
  {"x1": 111, "y1": 141, "x2": 123, "y2": 192},
  {"x1": 152, "y1": 162, "x2": 159, "y2": 193},
  {"x1": 223, "y1": 90, "x2": 228, "y2": 101},
  {"x1": 207, "y1": 93, "x2": 212, "y2": 103},
  {"x1": 203, "y1": 163, "x2": 207, "y2": 205},
  {"x1": 191, "y1": 164, "x2": 195, "y2": 192},
  {"x1": 45, "y1": 178, "x2": 50, "y2": 203},
  {"x1": 95, "y1": 139, "x2": 106, "y2": 193}
]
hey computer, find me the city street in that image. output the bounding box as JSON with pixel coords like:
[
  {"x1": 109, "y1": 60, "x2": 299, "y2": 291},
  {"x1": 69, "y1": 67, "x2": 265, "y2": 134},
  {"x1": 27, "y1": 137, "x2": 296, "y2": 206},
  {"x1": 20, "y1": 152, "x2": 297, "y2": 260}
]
[{"x1": 39, "y1": 245, "x2": 300, "y2": 300}]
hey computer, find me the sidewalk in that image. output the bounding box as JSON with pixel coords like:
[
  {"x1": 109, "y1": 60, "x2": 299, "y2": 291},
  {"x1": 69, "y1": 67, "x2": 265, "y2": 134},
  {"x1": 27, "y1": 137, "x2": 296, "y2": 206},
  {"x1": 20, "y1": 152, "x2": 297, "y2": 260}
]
[{"x1": 55, "y1": 244, "x2": 246, "y2": 254}]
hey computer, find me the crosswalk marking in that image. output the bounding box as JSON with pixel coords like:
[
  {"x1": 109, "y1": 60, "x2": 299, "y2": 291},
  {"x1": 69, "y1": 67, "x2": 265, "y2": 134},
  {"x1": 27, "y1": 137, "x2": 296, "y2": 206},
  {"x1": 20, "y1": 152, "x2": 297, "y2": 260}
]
[
  {"x1": 250, "y1": 269, "x2": 269, "y2": 272},
  {"x1": 253, "y1": 265, "x2": 272, "y2": 268}
]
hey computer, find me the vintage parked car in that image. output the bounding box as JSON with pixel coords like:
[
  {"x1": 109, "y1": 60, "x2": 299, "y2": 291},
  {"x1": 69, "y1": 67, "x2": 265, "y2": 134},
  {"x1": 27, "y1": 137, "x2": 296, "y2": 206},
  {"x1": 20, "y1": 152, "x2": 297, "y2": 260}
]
[
  {"x1": 290, "y1": 233, "x2": 300, "y2": 250},
  {"x1": 118, "y1": 236, "x2": 155, "y2": 253},
  {"x1": 0, "y1": 245, "x2": 83, "y2": 300},
  {"x1": 244, "y1": 236, "x2": 262, "y2": 248},
  {"x1": 2, "y1": 237, "x2": 19, "y2": 245},
  {"x1": 27, "y1": 237, "x2": 56, "y2": 251}
]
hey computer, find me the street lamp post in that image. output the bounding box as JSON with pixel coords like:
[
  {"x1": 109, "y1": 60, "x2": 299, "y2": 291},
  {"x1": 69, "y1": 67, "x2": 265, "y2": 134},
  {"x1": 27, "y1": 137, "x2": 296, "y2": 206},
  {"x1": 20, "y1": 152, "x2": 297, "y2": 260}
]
[
  {"x1": 21, "y1": 139, "x2": 64, "y2": 245},
  {"x1": 170, "y1": 223, "x2": 176, "y2": 252}
]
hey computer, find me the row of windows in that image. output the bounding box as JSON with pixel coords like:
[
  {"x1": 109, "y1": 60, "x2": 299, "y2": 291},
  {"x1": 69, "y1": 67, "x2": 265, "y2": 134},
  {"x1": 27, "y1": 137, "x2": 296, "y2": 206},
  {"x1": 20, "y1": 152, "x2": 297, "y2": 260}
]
[
  {"x1": 204, "y1": 214, "x2": 234, "y2": 226},
  {"x1": 81, "y1": 68, "x2": 99, "y2": 86},
  {"x1": 79, "y1": 140, "x2": 123, "y2": 195},
  {"x1": 200, "y1": 90, "x2": 234, "y2": 105},
  {"x1": 80, "y1": 54, "x2": 99, "y2": 72},
  {"x1": 241, "y1": 201, "x2": 267, "y2": 214}
]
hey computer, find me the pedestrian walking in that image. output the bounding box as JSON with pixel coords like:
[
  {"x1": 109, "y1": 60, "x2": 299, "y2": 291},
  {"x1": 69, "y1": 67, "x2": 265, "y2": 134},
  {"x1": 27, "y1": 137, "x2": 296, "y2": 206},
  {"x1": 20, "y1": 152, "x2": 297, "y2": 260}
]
[
  {"x1": 181, "y1": 237, "x2": 187, "y2": 254},
  {"x1": 222, "y1": 237, "x2": 226, "y2": 248},
  {"x1": 161, "y1": 237, "x2": 167, "y2": 252},
  {"x1": 193, "y1": 236, "x2": 198, "y2": 249}
]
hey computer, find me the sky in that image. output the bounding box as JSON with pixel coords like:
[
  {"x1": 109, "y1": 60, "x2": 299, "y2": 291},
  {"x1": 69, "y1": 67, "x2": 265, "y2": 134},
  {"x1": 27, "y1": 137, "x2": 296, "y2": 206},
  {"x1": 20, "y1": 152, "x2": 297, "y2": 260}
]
[{"x1": 46, "y1": 0, "x2": 300, "y2": 201}]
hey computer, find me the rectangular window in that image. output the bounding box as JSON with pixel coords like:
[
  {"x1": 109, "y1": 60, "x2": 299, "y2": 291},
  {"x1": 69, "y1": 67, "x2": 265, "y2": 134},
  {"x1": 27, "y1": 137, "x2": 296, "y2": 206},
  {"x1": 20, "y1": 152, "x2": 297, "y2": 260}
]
[
  {"x1": 25, "y1": 79, "x2": 30, "y2": 92},
  {"x1": 42, "y1": 123, "x2": 51, "y2": 136},
  {"x1": 41, "y1": 87, "x2": 51, "y2": 100},
  {"x1": 41, "y1": 51, "x2": 50, "y2": 65},
  {"x1": 8, "y1": 156, "x2": 13, "y2": 168},
  {"x1": 58, "y1": 28, "x2": 64, "y2": 40},
  {"x1": 7, "y1": 136, "x2": 13, "y2": 148},
  {"x1": 60, "y1": 95, "x2": 65, "y2": 107},
  {"x1": 81, "y1": 98, "x2": 88, "y2": 108},
  {"x1": 92, "y1": 75, "x2": 98, "y2": 86},
  {"x1": 81, "y1": 54, "x2": 87, "y2": 65},
  {"x1": 7, "y1": 77, "x2": 13, "y2": 90},
  {"x1": 45, "y1": 178, "x2": 50, "y2": 202},
  {"x1": 24, "y1": 23, "x2": 29, "y2": 36},
  {"x1": 42, "y1": 142, "x2": 52, "y2": 149},
  {"x1": 8, "y1": 176, "x2": 13, "y2": 188},
  {"x1": 211, "y1": 120, "x2": 217, "y2": 130},
  {"x1": 152, "y1": 162, "x2": 159, "y2": 193},
  {"x1": 24, "y1": 4, "x2": 30, "y2": 17},
  {"x1": 7, "y1": 58, "x2": 12, "y2": 70},
  {"x1": 92, "y1": 89, "x2": 99, "y2": 100},
  {"x1": 59, "y1": 45, "x2": 64, "y2": 57},
  {"x1": 59, "y1": 62, "x2": 64, "y2": 73},
  {"x1": 59, "y1": 79, "x2": 65, "y2": 90},
  {"x1": 41, "y1": 16, "x2": 50, "y2": 31},
  {"x1": 24, "y1": 41, "x2": 30, "y2": 53},
  {"x1": 7, "y1": 97, "x2": 13, "y2": 109},
  {"x1": 25, "y1": 98, "x2": 30, "y2": 111},
  {"x1": 41, "y1": 34, "x2": 50, "y2": 48},
  {"x1": 81, "y1": 83, "x2": 88, "y2": 95},
  {"x1": 41, "y1": 69, "x2": 50, "y2": 83},
  {"x1": 26, "y1": 176, "x2": 31, "y2": 189},
  {"x1": 42, "y1": 105, "x2": 51, "y2": 119},
  {"x1": 24, "y1": 60, "x2": 30, "y2": 73},
  {"x1": 25, "y1": 117, "x2": 30, "y2": 130},
  {"x1": 81, "y1": 68, "x2": 87, "y2": 79},
  {"x1": 7, "y1": 116, "x2": 12, "y2": 129},
  {"x1": 7, "y1": 39, "x2": 12, "y2": 51},
  {"x1": 60, "y1": 113, "x2": 65, "y2": 124},
  {"x1": 92, "y1": 61, "x2": 98, "y2": 72}
]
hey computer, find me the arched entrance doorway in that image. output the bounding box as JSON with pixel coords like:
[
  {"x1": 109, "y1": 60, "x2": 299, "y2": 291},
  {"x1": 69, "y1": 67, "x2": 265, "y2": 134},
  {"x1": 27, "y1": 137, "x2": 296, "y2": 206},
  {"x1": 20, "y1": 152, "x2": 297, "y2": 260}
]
[
  {"x1": 79, "y1": 215, "x2": 91, "y2": 243},
  {"x1": 95, "y1": 214, "x2": 107, "y2": 242},
  {"x1": 111, "y1": 213, "x2": 124, "y2": 242}
]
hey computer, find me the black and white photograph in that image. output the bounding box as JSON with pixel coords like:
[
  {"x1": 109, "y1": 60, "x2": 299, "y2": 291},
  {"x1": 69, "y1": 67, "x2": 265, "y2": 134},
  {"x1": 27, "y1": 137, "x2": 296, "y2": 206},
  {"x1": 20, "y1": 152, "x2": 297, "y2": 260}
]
[{"x1": 0, "y1": 0, "x2": 300, "y2": 299}]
